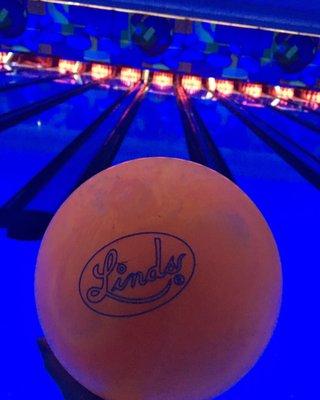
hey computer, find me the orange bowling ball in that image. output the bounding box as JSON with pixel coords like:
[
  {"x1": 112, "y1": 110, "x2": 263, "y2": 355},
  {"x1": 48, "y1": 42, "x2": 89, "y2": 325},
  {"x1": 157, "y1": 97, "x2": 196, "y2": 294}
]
[{"x1": 35, "y1": 157, "x2": 282, "y2": 400}]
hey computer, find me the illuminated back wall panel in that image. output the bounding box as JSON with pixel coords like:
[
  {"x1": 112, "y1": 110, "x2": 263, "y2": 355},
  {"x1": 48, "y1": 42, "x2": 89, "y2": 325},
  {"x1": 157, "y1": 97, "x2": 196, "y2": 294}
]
[{"x1": 1, "y1": 0, "x2": 320, "y2": 87}]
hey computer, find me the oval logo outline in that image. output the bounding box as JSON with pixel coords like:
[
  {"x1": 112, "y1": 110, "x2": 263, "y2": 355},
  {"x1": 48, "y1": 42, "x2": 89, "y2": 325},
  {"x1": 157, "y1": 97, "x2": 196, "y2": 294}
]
[{"x1": 78, "y1": 232, "x2": 196, "y2": 318}]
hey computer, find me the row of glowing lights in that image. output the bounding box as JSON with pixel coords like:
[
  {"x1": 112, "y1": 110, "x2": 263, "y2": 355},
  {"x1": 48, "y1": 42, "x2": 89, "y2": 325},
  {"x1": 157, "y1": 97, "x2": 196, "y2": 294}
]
[
  {"x1": 54, "y1": 60, "x2": 309, "y2": 99},
  {"x1": 57, "y1": 60, "x2": 320, "y2": 102},
  {"x1": 1, "y1": 53, "x2": 320, "y2": 103}
]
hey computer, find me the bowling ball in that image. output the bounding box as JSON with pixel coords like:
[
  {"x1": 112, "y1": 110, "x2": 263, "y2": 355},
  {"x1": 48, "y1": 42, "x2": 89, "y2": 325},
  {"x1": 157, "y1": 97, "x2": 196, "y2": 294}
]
[
  {"x1": 35, "y1": 157, "x2": 282, "y2": 400},
  {"x1": 131, "y1": 15, "x2": 174, "y2": 57},
  {"x1": 274, "y1": 33, "x2": 319, "y2": 73},
  {"x1": 0, "y1": 0, "x2": 27, "y2": 38}
]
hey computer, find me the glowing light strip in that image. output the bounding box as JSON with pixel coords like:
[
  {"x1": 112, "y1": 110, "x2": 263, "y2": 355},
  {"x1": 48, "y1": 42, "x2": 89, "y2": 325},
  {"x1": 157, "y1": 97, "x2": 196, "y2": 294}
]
[
  {"x1": 120, "y1": 67, "x2": 141, "y2": 85},
  {"x1": 181, "y1": 75, "x2": 202, "y2": 93},
  {"x1": 153, "y1": 71, "x2": 173, "y2": 88},
  {"x1": 216, "y1": 79, "x2": 234, "y2": 95},
  {"x1": 58, "y1": 59, "x2": 82, "y2": 74},
  {"x1": 273, "y1": 85, "x2": 294, "y2": 99},
  {"x1": 241, "y1": 83, "x2": 262, "y2": 98},
  {"x1": 91, "y1": 63, "x2": 113, "y2": 80},
  {"x1": 40, "y1": 0, "x2": 320, "y2": 37},
  {"x1": 299, "y1": 90, "x2": 320, "y2": 104}
]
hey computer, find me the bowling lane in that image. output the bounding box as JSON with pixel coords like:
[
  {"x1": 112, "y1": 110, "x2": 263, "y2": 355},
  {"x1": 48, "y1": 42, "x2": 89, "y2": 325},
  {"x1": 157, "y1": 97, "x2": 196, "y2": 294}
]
[
  {"x1": 0, "y1": 71, "x2": 29, "y2": 86},
  {"x1": 0, "y1": 87, "x2": 124, "y2": 207},
  {"x1": 0, "y1": 69, "x2": 50, "y2": 88},
  {"x1": 22, "y1": 88, "x2": 138, "y2": 216},
  {"x1": 192, "y1": 98, "x2": 299, "y2": 186},
  {"x1": 193, "y1": 97, "x2": 320, "y2": 191},
  {"x1": 240, "y1": 101, "x2": 320, "y2": 159},
  {"x1": 0, "y1": 79, "x2": 74, "y2": 115},
  {"x1": 112, "y1": 91, "x2": 190, "y2": 165},
  {"x1": 284, "y1": 106, "x2": 320, "y2": 131},
  {"x1": 193, "y1": 96, "x2": 320, "y2": 399}
]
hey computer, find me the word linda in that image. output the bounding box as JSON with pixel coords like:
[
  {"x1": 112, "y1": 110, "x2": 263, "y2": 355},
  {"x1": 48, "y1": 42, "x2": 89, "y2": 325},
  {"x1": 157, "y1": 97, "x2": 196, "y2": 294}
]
[{"x1": 86, "y1": 237, "x2": 186, "y2": 304}]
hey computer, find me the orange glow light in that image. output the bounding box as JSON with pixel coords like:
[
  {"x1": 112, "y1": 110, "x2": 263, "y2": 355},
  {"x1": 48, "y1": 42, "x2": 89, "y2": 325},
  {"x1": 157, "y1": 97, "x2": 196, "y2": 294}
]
[
  {"x1": 216, "y1": 80, "x2": 234, "y2": 95},
  {"x1": 91, "y1": 63, "x2": 113, "y2": 81},
  {"x1": 58, "y1": 59, "x2": 82, "y2": 75},
  {"x1": 312, "y1": 92, "x2": 320, "y2": 104},
  {"x1": 181, "y1": 75, "x2": 202, "y2": 93},
  {"x1": 153, "y1": 72, "x2": 173, "y2": 89},
  {"x1": 243, "y1": 83, "x2": 262, "y2": 99},
  {"x1": 0, "y1": 52, "x2": 8, "y2": 64},
  {"x1": 300, "y1": 89, "x2": 320, "y2": 104},
  {"x1": 120, "y1": 67, "x2": 141, "y2": 86},
  {"x1": 273, "y1": 85, "x2": 294, "y2": 99}
]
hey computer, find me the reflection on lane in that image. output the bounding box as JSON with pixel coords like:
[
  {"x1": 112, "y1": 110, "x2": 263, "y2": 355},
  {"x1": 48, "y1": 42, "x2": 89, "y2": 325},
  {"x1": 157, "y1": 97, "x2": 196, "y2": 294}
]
[
  {"x1": 244, "y1": 104, "x2": 320, "y2": 160},
  {"x1": 0, "y1": 80, "x2": 74, "y2": 115},
  {"x1": 0, "y1": 71, "x2": 29, "y2": 87},
  {"x1": 0, "y1": 88, "x2": 121, "y2": 206},
  {"x1": 288, "y1": 108, "x2": 320, "y2": 130},
  {"x1": 112, "y1": 91, "x2": 190, "y2": 165},
  {"x1": 25, "y1": 88, "x2": 135, "y2": 214},
  {"x1": 193, "y1": 97, "x2": 320, "y2": 190}
]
